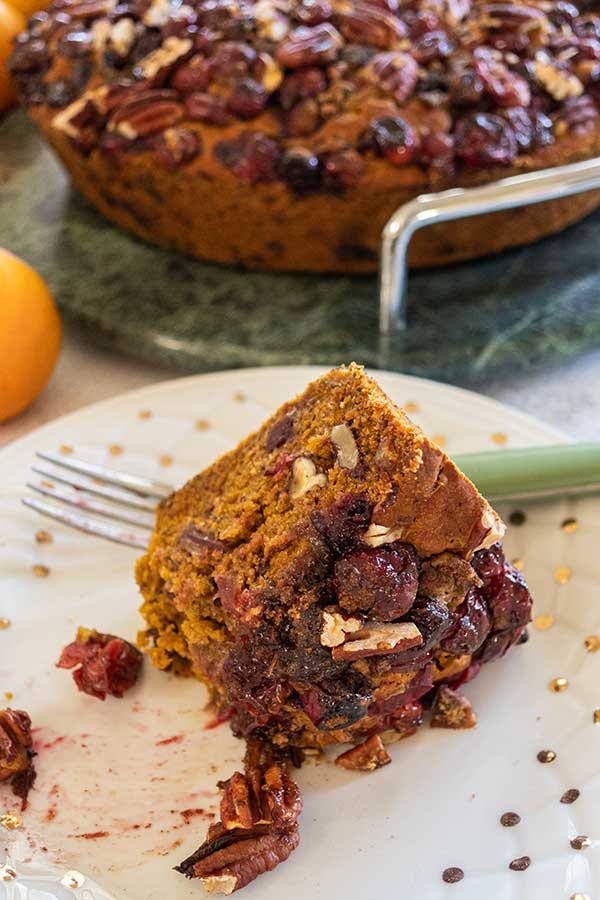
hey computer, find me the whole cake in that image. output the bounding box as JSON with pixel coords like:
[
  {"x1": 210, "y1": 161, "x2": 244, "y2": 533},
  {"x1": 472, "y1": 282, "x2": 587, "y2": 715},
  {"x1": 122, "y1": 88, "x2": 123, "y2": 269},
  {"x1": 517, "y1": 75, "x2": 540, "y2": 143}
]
[
  {"x1": 10, "y1": 0, "x2": 600, "y2": 272},
  {"x1": 136, "y1": 365, "x2": 533, "y2": 891}
]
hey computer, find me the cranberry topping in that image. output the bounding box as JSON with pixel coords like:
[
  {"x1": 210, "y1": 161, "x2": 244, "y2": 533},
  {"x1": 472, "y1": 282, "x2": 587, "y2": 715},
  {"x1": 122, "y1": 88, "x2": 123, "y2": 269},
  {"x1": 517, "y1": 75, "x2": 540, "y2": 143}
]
[
  {"x1": 473, "y1": 49, "x2": 531, "y2": 107},
  {"x1": 322, "y1": 148, "x2": 366, "y2": 188},
  {"x1": 280, "y1": 147, "x2": 322, "y2": 193},
  {"x1": 360, "y1": 115, "x2": 418, "y2": 165},
  {"x1": 488, "y1": 563, "x2": 532, "y2": 631},
  {"x1": 227, "y1": 77, "x2": 268, "y2": 119},
  {"x1": 266, "y1": 413, "x2": 295, "y2": 452},
  {"x1": 310, "y1": 493, "x2": 372, "y2": 554},
  {"x1": 441, "y1": 588, "x2": 491, "y2": 655},
  {"x1": 454, "y1": 112, "x2": 518, "y2": 167},
  {"x1": 56, "y1": 627, "x2": 143, "y2": 700},
  {"x1": 214, "y1": 132, "x2": 282, "y2": 182},
  {"x1": 334, "y1": 544, "x2": 418, "y2": 620},
  {"x1": 409, "y1": 597, "x2": 453, "y2": 649}
]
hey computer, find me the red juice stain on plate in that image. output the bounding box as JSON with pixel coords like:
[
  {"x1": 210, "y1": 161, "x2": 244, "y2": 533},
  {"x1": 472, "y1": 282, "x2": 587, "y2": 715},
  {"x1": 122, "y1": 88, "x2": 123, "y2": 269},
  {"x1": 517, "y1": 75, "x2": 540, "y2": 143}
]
[
  {"x1": 72, "y1": 831, "x2": 110, "y2": 840},
  {"x1": 155, "y1": 734, "x2": 184, "y2": 746},
  {"x1": 204, "y1": 708, "x2": 233, "y2": 730}
]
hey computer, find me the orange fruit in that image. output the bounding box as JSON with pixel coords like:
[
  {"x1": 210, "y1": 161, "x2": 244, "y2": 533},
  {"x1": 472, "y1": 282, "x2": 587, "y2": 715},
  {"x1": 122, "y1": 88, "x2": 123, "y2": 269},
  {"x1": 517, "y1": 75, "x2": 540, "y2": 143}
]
[
  {"x1": 0, "y1": 0, "x2": 25, "y2": 112},
  {"x1": 7, "y1": 0, "x2": 50, "y2": 17},
  {"x1": 0, "y1": 249, "x2": 62, "y2": 422}
]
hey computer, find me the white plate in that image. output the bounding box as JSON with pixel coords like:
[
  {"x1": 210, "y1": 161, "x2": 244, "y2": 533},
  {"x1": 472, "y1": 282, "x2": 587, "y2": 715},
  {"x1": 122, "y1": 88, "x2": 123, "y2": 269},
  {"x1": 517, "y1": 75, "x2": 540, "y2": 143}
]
[{"x1": 1, "y1": 367, "x2": 599, "y2": 900}]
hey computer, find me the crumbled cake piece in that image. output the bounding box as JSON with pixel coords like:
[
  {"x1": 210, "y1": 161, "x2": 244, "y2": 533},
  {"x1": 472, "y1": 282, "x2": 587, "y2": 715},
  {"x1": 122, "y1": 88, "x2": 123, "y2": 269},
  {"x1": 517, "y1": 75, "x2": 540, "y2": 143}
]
[
  {"x1": 137, "y1": 364, "x2": 532, "y2": 891},
  {"x1": 0, "y1": 708, "x2": 37, "y2": 807},
  {"x1": 57, "y1": 627, "x2": 143, "y2": 700}
]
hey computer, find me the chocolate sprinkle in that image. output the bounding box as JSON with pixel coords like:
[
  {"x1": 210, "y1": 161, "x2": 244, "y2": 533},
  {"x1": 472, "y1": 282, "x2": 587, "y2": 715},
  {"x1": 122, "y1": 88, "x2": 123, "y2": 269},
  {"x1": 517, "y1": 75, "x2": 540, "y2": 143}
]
[
  {"x1": 509, "y1": 510, "x2": 526, "y2": 526},
  {"x1": 500, "y1": 812, "x2": 521, "y2": 827},
  {"x1": 442, "y1": 867, "x2": 464, "y2": 884},
  {"x1": 560, "y1": 788, "x2": 580, "y2": 804},
  {"x1": 509, "y1": 856, "x2": 531, "y2": 871}
]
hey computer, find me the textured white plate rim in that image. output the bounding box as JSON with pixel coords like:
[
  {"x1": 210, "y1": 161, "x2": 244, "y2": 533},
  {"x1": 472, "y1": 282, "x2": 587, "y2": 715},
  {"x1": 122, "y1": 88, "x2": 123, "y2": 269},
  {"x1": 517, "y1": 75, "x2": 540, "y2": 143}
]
[{"x1": 0, "y1": 365, "x2": 568, "y2": 461}]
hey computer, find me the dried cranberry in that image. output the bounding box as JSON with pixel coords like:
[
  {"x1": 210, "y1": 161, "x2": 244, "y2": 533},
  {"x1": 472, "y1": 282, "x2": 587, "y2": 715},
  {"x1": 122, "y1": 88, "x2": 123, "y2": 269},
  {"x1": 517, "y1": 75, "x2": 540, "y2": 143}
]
[
  {"x1": 412, "y1": 30, "x2": 453, "y2": 64},
  {"x1": 211, "y1": 41, "x2": 257, "y2": 82},
  {"x1": 277, "y1": 24, "x2": 342, "y2": 69},
  {"x1": 8, "y1": 36, "x2": 49, "y2": 74},
  {"x1": 171, "y1": 55, "x2": 212, "y2": 92},
  {"x1": 227, "y1": 78, "x2": 267, "y2": 119},
  {"x1": 410, "y1": 598, "x2": 453, "y2": 649},
  {"x1": 279, "y1": 67, "x2": 327, "y2": 109},
  {"x1": 179, "y1": 523, "x2": 225, "y2": 554},
  {"x1": 476, "y1": 627, "x2": 515, "y2": 664},
  {"x1": 46, "y1": 79, "x2": 78, "y2": 107},
  {"x1": 488, "y1": 563, "x2": 532, "y2": 632},
  {"x1": 454, "y1": 113, "x2": 517, "y2": 167},
  {"x1": 266, "y1": 413, "x2": 295, "y2": 452},
  {"x1": 441, "y1": 588, "x2": 491, "y2": 655},
  {"x1": 310, "y1": 493, "x2": 372, "y2": 554},
  {"x1": 472, "y1": 542, "x2": 506, "y2": 598},
  {"x1": 285, "y1": 99, "x2": 321, "y2": 136},
  {"x1": 449, "y1": 67, "x2": 484, "y2": 105},
  {"x1": 56, "y1": 628, "x2": 143, "y2": 700},
  {"x1": 409, "y1": 10, "x2": 441, "y2": 36},
  {"x1": 419, "y1": 131, "x2": 454, "y2": 169},
  {"x1": 322, "y1": 148, "x2": 365, "y2": 188},
  {"x1": 299, "y1": 672, "x2": 371, "y2": 731},
  {"x1": 360, "y1": 115, "x2": 418, "y2": 165},
  {"x1": 214, "y1": 132, "x2": 282, "y2": 182},
  {"x1": 184, "y1": 92, "x2": 231, "y2": 125},
  {"x1": 474, "y1": 50, "x2": 531, "y2": 107},
  {"x1": 280, "y1": 147, "x2": 321, "y2": 193},
  {"x1": 558, "y1": 94, "x2": 598, "y2": 132},
  {"x1": 294, "y1": 0, "x2": 333, "y2": 25},
  {"x1": 334, "y1": 545, "x2": 418, "y2": 620},
  {"x1": 370, "y1": 51, "x2": 418, "y2": 103}
]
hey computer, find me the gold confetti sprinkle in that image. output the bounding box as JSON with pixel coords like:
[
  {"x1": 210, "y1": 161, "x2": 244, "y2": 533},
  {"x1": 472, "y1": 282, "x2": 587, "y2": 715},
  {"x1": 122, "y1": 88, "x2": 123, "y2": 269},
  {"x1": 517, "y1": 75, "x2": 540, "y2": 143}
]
[
  {"x1": 570, "y1": 835, "x2": 591, "y2": 851},
  {"x1": 61, "y1": 870, "x2": 86, "y2": 889},
  {"x1": 195, "y1": 419, "x2": 210, "y2": 431},
  {"x1": 59, "y1": 444, "x2": 73, "y2": 455},
  {"x1": 561, "y1": 517, "x2": 580, "y2": 534},
  {"x1": 571, "y1": 894, "x2": 591, "y2": 900},
  {"x1": 0, "y1": 812, "x2": 22, "y2": 830},
  {"x1": 4, "y1": 692, "x2": 13, "y2": 700},
  {"x1": 0, "y1": 618, "x2": 10, "y2": 630},
  {"x1": 509, "y1": 510, "x2": 526, "y2": 526},
  {"x1": 32, "y1": 564, "x2": 50, "y2": 578},
  {"x1": 138, "y1": 409, "x2": 152, "y2": 420},
  {"x1": 233, "y1": 391, "x2": 246, "y2": 402},
  {"x1": 159, "y1": 454, "x2": 173, "y2": 467},
  {"x1": 554, "y1": 566, "x2": 572, "y2": 584},
  {"x1": 549, "y1": 677, "x2": 569, "y2": 693},
  {"x1": 35, "y1": 529, "x2": 53, "y2": 544},
  {"x1": 41, "y1": 480, "x2": 54, "y2": 489},
  {"x1": 593, "y1": 709, "x2": 600, "y2": 724},
  {"x1": 584, "y1": 635, "x2": 600, "y2": 652},
  {"x1": 108, "y1": 444, "x2": 124, "y2": 456},
  {"x1": 512, "y1": 558, "x2": 525, "y2": 571},
  {"x1": 491, "y1": 432, "x2": 508, "y2": 445},
  {"x1": 534, "y1": 614, "x2": 554, "y2": 631},
  {"x1": 432, "y1": 434, "x2": 447, "y2": 448},
  {"x1": 537, "y1": 749, "x2": 556, "y2": 763},
  {"x1": 404, "y1": 402, "x2": 419, "y2": 413},
  {"x1": 0, "y1": 864, "x2": 17, "y2": 881}
]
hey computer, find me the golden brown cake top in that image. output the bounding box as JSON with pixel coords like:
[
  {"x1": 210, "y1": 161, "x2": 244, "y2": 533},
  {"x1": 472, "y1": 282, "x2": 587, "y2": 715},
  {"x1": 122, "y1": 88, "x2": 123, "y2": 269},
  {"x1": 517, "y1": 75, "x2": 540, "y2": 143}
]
[{"x1": 10, "y1": 0, "x2": 600, "y2": 191}]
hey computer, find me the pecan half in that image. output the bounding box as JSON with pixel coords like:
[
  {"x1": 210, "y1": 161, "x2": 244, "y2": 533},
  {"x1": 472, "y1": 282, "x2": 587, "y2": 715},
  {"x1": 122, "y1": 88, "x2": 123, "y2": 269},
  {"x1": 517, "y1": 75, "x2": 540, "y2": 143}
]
[
  {"x1": 337, "y1": 3, "x2": 407, "y2": 49},
  {"x1": 335, "y1": 735, "x2": 391, "y2": 771},
  {"x1": 0, "y1": 708, "x2": 36, "y2": 805},
  {"x1": 276, "y1": 23, "x2": 343, "y2": 68},
  {"x1": 430, "y1": 685, "x2": 477, "y2": 729},
  {"x1": 176, "y1": 765, "x2": 302, "y2": 894},
  {"x1": 108, "y1": 89, "x2": 183, "y2": 138},
  {"x1": 331, "y1": 621, "x2": 423, "y2": 660}
]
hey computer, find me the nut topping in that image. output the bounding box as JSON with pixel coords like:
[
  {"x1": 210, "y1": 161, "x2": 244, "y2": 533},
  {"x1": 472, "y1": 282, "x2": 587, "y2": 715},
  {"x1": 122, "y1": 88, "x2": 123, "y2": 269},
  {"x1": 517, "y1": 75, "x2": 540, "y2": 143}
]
[
  {"x1": 335, "y1": 734, "x2": 391, "y2": 770},
  {"x1": 176, "y1": 765, "x2": 302, "y2": 894},
  {"x1": 331, "y1": 423, "x2": 359, "y2": 470},
  {"x1": 362, "y1": 522, "x2": 405, "y2": 547},
  {"x1": 0, "y1": 708, "x2": 36, "y2": 805},
  {"x1": 331, "y1": 621, "x2": 423, "y2": 660},
  {"x1": 289, "y1": 456, "x2": 327, "y2": 499},
  {"x1": 135, "y1": 36, "x2": 192, "y2": 81},
  {"x1": 109, "y1": 17, "x2": 135, "y2": 56},
  {"x1": 430, "y1": 685, "x2": 477, "y2": 729},
  {"x1": 320, "y1": 610, "x2": 363, "y2": 647},
  {"x1": 534, "y1": 58, "x2": 583, "y2": 100}
]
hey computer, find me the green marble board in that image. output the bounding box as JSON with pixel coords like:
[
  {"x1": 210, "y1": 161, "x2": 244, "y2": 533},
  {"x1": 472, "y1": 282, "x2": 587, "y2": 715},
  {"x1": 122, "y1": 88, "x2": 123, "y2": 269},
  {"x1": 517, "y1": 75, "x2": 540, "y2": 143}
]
[{"x1": 2, "y1": 108, "x2": 600, "y2": 386}]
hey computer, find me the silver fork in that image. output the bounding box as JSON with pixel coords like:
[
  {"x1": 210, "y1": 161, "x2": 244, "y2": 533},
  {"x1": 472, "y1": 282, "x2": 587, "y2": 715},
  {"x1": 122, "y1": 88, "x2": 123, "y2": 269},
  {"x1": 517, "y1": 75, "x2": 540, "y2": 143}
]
[{"x1": 22, "y1": 451, "x2": 173, "y2": 549}]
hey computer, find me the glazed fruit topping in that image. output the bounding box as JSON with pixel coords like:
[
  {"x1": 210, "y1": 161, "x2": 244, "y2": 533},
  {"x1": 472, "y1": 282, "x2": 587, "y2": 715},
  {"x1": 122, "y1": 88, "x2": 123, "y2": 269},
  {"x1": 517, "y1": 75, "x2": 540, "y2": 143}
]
[
  {"x1": 360, "y1": 115, "x2": 418, "y2": 165},
  {"x1": 214, "y1": 132, "x2": 282, "y2": 183},
  {"x1": 0, "y1": 708, "x2": 37, "y2": 805},
  {"x1": 454, "y1": 112, "x2": 518, "y2": 167},
  {"x1": 333, "y1": 544, "x2": 418, "y2": 620},
  {"x1": 56, "y1": 627, "x2": 143, "y2": 700},
  {"x1": 335, "y1": 734, "x2": 391, "y2": 770}
]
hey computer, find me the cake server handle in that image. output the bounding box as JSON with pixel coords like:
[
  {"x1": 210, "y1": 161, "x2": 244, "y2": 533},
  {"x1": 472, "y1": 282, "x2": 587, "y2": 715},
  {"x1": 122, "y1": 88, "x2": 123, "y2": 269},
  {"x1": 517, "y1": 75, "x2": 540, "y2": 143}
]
[
  {"x1": 454, "y1": 442, "x2": 600, "y2": 503},
  {"x1": 379, "y1": 155, "x2": 600, "y2": 335}
]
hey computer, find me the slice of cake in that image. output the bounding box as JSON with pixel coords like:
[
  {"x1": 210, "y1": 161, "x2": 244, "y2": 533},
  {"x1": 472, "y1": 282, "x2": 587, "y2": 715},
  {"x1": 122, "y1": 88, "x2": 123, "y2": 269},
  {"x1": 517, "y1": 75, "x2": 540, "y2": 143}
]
[{"x1": 136, "y1": 364, "x2": 532, "y2": 892}]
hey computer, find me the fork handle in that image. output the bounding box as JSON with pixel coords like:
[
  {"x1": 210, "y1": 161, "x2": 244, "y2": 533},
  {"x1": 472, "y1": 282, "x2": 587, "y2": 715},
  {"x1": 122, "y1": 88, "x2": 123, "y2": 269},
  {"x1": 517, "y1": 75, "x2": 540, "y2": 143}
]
[{"x1": 454, "y1": 443, "x2": 600, "y2": 502}]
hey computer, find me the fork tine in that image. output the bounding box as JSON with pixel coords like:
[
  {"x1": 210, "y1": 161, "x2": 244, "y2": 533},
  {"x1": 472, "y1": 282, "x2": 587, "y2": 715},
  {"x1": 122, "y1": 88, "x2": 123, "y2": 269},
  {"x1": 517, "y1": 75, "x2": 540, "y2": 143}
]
[
  {"x1": 22, "y1": 497, "x2": 149, "y2": 549},
  {"x1": 27, "y1": 480, "x2": 156, "y2": 530},
  {"x1": 31, "y1": 462, "x2": 159, "y2": 512},
  {"x1": 36, "y1": 451, "x2": 173, "y2": 500}
]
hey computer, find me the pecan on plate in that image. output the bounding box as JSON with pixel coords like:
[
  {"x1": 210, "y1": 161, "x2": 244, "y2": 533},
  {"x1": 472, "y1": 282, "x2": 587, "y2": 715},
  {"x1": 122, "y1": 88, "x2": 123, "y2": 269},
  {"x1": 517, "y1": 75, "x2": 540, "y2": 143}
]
[
  {"x1": 56, "y1": 627, "x2": 143, "y2": 700},
  {"x1": 335, "y1": 734, "x2": 391, "y2": 771},
  {"x1": 176, "y1": 765, "x2": 302, "y2": 894},
  {"x1": 430, "y1": 685, "x2": 477, "y2": 729},
  {"x1": 0, "y1": 708, "x2": 36, "y2": 805}
]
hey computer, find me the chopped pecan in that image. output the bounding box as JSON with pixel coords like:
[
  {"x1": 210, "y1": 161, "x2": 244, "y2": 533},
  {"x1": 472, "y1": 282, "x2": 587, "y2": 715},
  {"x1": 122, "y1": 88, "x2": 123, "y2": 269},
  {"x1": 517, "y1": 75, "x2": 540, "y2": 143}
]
[
  {"x1": 362, "y1": 522, "x2": 405, "y2": 547},
  {"x1": 320, "y1": 610, "x2": 363, "y2": 647},
  {"x1": 0, "y1": 708, "x2": 36, "y2": 806},
  {"x1": 134, "y1": 35, "x2": 192, "y2": 81},
  {"x1": 176, "y1": 765, "x2": 302, "y2": 894},
  {"x1": 337, "y1": 3, "x2": 407, "y2": 49},
  {"x1": 430, "y1": 685, "x2": 477, "y2": 729},
  {"x1": 332, "y1": 621, "x2": 422, "y2": 660},
  {"x1": 108, "y1": 89, "x2": 184, "y2": 139},
  {"x1": 335, "y1": 735, "x2": 391, "y2": 771},
  {"x1": 534, "y1": 59, "x2": 583, "y2": 100},
  {"x1": 56, "y1": 627, "x2": 143, "y2": 700},
  {"x1": 276, "y1": 23, "x2": 343, "y2": 68},
  {"x1": 288, "y1": 456, "x2": 327, "y2": 499},
  {"x1": 419, "y1": 553, "x2": 481, "y2": 608},
  {"x1": 330, "y1": 423, "x2": 359, "y2": 470}
]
